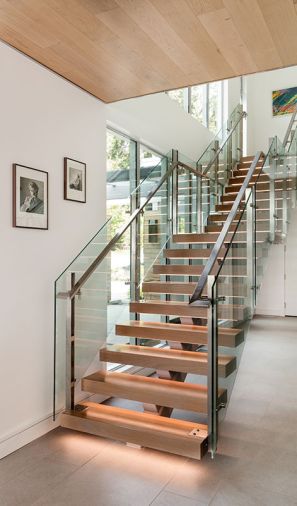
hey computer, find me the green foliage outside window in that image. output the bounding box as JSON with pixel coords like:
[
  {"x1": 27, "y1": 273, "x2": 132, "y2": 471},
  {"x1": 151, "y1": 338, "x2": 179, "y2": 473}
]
[{"x1": 107, "y1": 131, "x2": 130, "y2": 171}]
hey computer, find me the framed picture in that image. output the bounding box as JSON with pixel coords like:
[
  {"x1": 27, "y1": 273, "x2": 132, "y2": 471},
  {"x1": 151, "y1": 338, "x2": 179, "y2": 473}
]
[
  {"x1": 13, "y1": 164, "x2": 48, "y2": 230},
  {"x1": 64, "y1": 157, "x2": 86, "y2": 203},
  {"x1": 272, "y1": 86, "x2": 297, "y2": 116}
]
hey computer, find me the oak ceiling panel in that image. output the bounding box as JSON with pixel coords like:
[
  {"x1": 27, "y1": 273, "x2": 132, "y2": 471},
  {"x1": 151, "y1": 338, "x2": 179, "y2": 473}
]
[
  {"x1": 116, "y1": 0, "x2": 207, "y2": 78},
  {"x1": 257, "y1": 0, "x2": 297, "y2": 66},
  {"x1": 95, "y1": 5, "x2": 187, "y2": 87},
  {"x1": 222, "y1": 0, "x2": 282, "y2": 70},
  {"x1": 198, "y1": 6, "x2": 258, "y2": 75},
  {"x1": 0, "y1": 0, "x2": 296, "y2": 102},
  {"x1": 151, "y1": 0, "x2": 233, "y2": 81}
]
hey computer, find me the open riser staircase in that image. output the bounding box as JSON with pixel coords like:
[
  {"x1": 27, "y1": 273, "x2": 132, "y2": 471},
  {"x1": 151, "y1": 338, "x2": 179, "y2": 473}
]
[{"x1": 55, "y1": 107, "x2": 297, "y2": 460}]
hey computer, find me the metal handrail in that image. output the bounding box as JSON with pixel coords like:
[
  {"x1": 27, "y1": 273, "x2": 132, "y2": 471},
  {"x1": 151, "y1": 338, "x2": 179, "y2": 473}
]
[
  {"x1": 283, "y1": 108, "x2": 297, "y2": 148},
  {"x1": 189, "y1": 150, "x2": 264, "y2": 305},
  {"x1": 66, "y1": 156, "x2": 230, "y2": 299},
  {"x1": 202, "y1": 111, "x2": 246, "y2": 176},
  {"x1": 178, "y1": 161, "x2": 224, "y2": 190},
  {"x1": 68, "y1": 160, "x2": 178, "y2": 299}
]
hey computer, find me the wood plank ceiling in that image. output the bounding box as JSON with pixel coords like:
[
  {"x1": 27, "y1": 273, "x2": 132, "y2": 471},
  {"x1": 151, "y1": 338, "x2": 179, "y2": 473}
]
[{"x1": 0, "y1": 0, "x2": 296, "y2": 103}]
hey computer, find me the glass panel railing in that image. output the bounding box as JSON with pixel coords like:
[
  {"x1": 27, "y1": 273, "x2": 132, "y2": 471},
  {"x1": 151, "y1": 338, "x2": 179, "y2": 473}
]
[
  {"x1": 207, "y1": 185, "x2": 254, "y2": 456},
  {"x1": 197, "y1": 104, "x2": 244, "y2": 188},
  {"x1": 54, "y1": 154, "x2": 171, "y2": 416}
]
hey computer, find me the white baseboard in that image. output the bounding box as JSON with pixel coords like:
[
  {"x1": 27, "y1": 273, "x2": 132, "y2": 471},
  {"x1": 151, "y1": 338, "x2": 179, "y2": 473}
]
[
  {"x1": 255, "y1": 307, "x2": 285, "y2": 317},
  {"x1": 0, "y1": 413, "x2": 61, "y2": 460}
]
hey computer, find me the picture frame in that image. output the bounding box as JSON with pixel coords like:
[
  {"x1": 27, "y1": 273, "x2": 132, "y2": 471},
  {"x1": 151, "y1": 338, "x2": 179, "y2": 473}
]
[
  {"x1": 64, "y1": 157, "x2": 86, "y2": 203},
  {"x1": 13, "y1": 164, "x2": 48, "y2": 230},
  {"x1": 272, "y1": 86, "x2": 297, "y2": 116}
]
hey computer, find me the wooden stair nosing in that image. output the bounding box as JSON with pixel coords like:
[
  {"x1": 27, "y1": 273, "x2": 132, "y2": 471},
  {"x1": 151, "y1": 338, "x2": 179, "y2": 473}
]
[
  {"x1": 61, "y1": 402, "x2": 208, "y2": 460},
  {"x1": 81, "y1": 371, "x2": 227, "y2": 414},
  {"x1": 116, "y1": 321, "x2": 244, "y2": 348},
  {"x1": 100, "y1": 344, "x2": 237, "y2": 378}
]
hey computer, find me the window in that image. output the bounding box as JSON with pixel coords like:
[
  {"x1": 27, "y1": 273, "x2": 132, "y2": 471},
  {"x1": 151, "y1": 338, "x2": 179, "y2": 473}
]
[
  {"x1": 148, "y1": 219, "x2": 159, "y2": 243},
  {"x1": 167, "y1": 88, "x2": 188, "y2": 112},
  {"x1": 167, "y1": 81, "x2": 224, "y2": 134},
  {"x1": 191, "y1": 84, "x2": 207, "y2": 126}
]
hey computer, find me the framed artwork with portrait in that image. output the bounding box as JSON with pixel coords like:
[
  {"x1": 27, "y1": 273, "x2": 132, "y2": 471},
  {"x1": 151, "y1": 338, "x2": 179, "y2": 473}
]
[
  {"x1": 13, "y1": 164, "x2": 48, "y2": 230},
  {"x1": 64, "y1": 157, "x2": 86, "y2": 203}
]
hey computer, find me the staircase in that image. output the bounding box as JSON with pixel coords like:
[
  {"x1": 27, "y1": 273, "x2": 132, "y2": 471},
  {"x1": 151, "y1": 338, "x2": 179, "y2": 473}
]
[{"x1": 55, "y1": 107, "x2": 296, "y2": 461}]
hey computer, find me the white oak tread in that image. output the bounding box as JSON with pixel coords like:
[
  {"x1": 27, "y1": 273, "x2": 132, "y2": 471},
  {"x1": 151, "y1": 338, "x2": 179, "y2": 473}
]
[
  {"x1": 153, "y1": 264, "x2": 205, "y2": 275},
  {"x1": 229, "y1": 173, "x2": 268, "y2": 183},
  {"x1": 224, "y1": 181, "x2": 292, "y2": 195},
  {"x1": 130, "y1": 300, "x2": 248, "y2": 321},
  {"x1": 163, "y1": 248, "x2": 248, "y2": 259},
  {"x1": 116, "y1": 320, "x2": 244, "y2": 347},
  {"x1": 100, "y1": 344, "x2": 237, "y2": 377},
  {"x1": 81, "y1": 371, "x2": 227, "y2": 414},
  {"x1": 61, "y1": 402, "x2": 208, "y2": 460},
  {"x1": 142, "y1": 281, "x2": 247, "y2": 297}
]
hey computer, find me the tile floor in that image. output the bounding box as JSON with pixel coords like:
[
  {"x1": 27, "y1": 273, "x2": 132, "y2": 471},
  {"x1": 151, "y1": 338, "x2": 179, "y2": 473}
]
[{"x1": 1, "y1": 316, "x2": 297, "y2": 505}]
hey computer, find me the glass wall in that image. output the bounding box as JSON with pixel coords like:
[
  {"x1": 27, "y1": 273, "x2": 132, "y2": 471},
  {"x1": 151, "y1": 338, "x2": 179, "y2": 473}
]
[
  {"x1": 106, "y1": 130, "x2": 136, "y2": 348},
  {"x1": 167, "y1": 80, "x2": 224, "y2": 133},
  {"x1": 106, "y1": 128, "x2": 163, "y2": 352}
]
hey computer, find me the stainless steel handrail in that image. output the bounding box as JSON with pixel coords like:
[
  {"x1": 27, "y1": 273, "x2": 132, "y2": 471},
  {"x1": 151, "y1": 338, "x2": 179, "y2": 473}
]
[
  {"x1": 189, "y1": 150, "x2": 264, "y2": 305},
  {"x1": 283, "y1": 108, "x2": 297, "y2": 149},
  {"x1": 67, "y1": 156, "x2": 229, "y2": 299},
  {"x1": 202, "y1": 111, "x2": 246, "y2": 176},
  {"x1": 68, "y1": 160, "x2": 178, "y2": 299},
  {"x1": 178, "y1": 161, "x2": 224, "y2": 190}
]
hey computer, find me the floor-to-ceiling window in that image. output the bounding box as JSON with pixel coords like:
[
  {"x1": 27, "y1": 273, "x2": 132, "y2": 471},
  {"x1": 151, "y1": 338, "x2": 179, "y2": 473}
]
[
  {"x1": 167, "y1": 80, "x2": 224, "y2": 133},
  {"x1": 106, "y1": 129, "x2": 136, "y2": 348},
  {"x1": 106, "y1": 128, "x2": 163, "y2": 354}
]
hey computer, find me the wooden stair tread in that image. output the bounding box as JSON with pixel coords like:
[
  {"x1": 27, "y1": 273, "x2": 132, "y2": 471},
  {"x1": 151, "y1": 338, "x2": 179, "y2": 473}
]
[
  {"x1": 61, "y1": 402, "x2": 208, "y2": 460},
  {"x1": 163, "y1": 248, "x2": 248, "y2": 259},
  {"x1": 81, "y1": 371, "x2": 227, "y2": 413},
  {"x1": 117, "y1": 320, "x2": 241, "y2": 335},
  {"x1": 100, "y1": 344, "x2": 236, "y2": 377},
  {"x1": 142, "y1": 281, "x2": 248, "y2": 296},
  {"x1": 116, "y1": 320, "x2": 244, "y2": 347},
  {"x1": 153, "y1": 264, "x2": 204, "y2": 275},
  {"x1": 130, "y1": 300, "x2": 248, "y2": 321}
]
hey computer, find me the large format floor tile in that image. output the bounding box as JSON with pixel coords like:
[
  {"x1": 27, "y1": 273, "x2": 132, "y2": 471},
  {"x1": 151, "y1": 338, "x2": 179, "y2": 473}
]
[{"x1": 0, "y1": 316, "x2": 296, "y2": 505}]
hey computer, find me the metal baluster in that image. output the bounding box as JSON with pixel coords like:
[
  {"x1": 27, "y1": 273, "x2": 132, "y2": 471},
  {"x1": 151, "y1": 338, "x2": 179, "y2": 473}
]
[
  {"x1": 172, "y1": 150, "x2": 178, "y2": 235},
  {"x1": 207, "y1": 274, "x2": 217, "y2": 459},
  {"x1": 197, "y1": 163, "x2": 203, "y2": 232},
  {"x1": 66, "y1": 273, "x2": 75, "y2": 411},
  {"x1": 246, "y1": 188, "x2": 255, "y2": 313}
]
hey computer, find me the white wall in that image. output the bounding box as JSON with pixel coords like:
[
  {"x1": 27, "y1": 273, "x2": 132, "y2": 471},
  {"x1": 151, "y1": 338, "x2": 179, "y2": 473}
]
[
  {"x1": 107, "y1": 92, "x2": 214, "y2": 160},
  {"x1": 227, "y1": 76, "x2": 241, "y2": 116},
  {"x1": 0, "y1": 42, "x2": 106, "y2": 457},
  {"x1": 246, "y1": 66, "x2": 297, "y2": 154},
  {"x1": 256, "y1": 208, "x2": 297, "y2": 317},
  {"x1": 285, "y1": 208, "x2": 297, "y2": 316},
  {"x1": 256, "y1": 244, "x2": 285, "y2": 317}
]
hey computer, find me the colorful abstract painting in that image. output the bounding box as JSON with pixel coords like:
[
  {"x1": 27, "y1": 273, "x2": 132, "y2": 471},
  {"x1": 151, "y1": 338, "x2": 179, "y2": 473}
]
[{"x1": 272, "y1": 87, "x2": 297, "y2": 116}]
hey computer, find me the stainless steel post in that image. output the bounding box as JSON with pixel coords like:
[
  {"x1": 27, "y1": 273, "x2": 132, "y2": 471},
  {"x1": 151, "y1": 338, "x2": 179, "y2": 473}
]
[
  {"x1": 214, "y1": 139, "x2": 220, "y2": 207},
  {"x1": 207, "y1": 274, "x2": 217, "y2": 459},
  {"x1": 283, "y1": 176, "x2": 288, "y2": 237},
  {"x1": 66, "y1": 273, "x2": 75, "y2": 411},
  {"x1": 227, "y1": 119, "x2": 232, "y2": 179},
  {"x1": 172, "y1": 150, "x2": 178, "y2": 235},
  {"x1": 197, "y1": 163, "x2": 203, "y2": 232},
  {"x1": 238, "y1": 105, "x2": 243, "y2": 162},
  {"x1": 130, "y1": 141, "x2": 141, "y2": 334},
  {"x1": 246, "y1": 188, "x2": 255, "y2": 313},
  {"x1": 269, "y1": 177, "x2": 276, "y2": 243}
]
